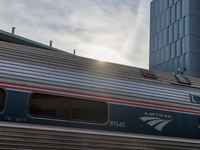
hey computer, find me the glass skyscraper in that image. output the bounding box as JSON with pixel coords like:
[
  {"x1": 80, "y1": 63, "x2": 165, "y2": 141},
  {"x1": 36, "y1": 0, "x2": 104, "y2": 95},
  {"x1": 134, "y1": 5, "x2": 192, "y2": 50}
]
[{"x1": 149, "y1": 0, "x2": 200, "y2": 78}]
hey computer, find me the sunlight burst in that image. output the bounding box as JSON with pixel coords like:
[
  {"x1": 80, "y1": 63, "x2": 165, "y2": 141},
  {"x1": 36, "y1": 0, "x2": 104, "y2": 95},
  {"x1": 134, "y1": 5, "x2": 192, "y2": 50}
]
[{"x1": 85, "y1": 46, "x2": 126, "y2": 64}]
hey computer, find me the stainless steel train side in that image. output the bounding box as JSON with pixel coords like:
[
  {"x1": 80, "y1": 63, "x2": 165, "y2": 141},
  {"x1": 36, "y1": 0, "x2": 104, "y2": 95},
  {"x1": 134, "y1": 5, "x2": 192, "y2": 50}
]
[{"x1": 0, "y1": 41, "x2": 200, "y2": 149}]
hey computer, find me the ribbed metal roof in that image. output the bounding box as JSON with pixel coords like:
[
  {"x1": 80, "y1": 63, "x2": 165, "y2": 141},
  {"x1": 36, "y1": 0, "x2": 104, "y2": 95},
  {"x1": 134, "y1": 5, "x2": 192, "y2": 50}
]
[{"x1": 1, "y1": 40, "x2": 200, "y2": 109}]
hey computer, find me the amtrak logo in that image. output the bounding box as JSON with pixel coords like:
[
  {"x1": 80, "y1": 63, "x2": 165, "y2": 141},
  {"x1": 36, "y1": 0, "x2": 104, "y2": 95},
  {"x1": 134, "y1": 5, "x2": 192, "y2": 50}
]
[{"x1": 140, "y1": 112, "x2": 173, "y2": 131}]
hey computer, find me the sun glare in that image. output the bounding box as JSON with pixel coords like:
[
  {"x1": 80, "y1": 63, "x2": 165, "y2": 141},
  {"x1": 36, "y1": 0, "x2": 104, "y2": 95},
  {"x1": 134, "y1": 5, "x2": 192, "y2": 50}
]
[{"x1": 85, "y1": 46, "x2": 126, "y2": 64}]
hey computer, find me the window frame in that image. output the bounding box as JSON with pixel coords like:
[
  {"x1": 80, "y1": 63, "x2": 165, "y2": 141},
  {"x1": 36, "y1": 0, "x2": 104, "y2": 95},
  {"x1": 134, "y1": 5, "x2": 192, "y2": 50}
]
[
  {"x1": 191, "y1": 94, "x2": 200, "y2": 104},
  {"x1": 183, "y1": 53, "x2": 186, "y2": 71},
  {"x1": 27, "y1": 92, "x2": 109, "y2": 125},
  {"x1": 167, "y1": 61, "x2": 169, "y2": 73},
  {"x1": 180, "y1": 38, "x2": 183, "y2": 55},
  {"x1": 178, "y1": 20, "x2": 180, "y2": 39},
  {"x1": 170, "y1": 7, "x2": 172, "y2": 25},
  {"x1": 183, "y1": 17, "x2": 186, "y2": 36},
  {"x1": 0, "y1": 87, "x2": 7, "y2": 114},
  {"x1": 172, "y1": 24, "x2": 174, "y2": 42},
  {"x1": 175, "y1": 3, "x2": 177, "y2": 21},
  {"x1": 167, "y1": 27, "x2": 169, "y2": 45},
  {"x1": 172, "y1": 59, "x2": 174, "y2": 74},
  {"x1": 170, "y1": 44, "x2": 172, "y2": 60},
  {"x1": 175, "y1": 41, "x2": 177, "y2": 57},
  {"x1": 178, "y1": 57, "x2": 180, "y2": 72},
  {"x1": 180, "y1": 0, "x2": 182, "y2": 18}
]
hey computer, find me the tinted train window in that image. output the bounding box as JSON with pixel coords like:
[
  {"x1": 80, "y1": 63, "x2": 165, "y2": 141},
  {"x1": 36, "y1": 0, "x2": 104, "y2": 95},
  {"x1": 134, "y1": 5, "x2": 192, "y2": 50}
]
[
  {"x1": 29, "y1": 93, "x2": 69, "y2": 119},
  {"x1": 0, "y1": 88, "x2": 6, "y2": 112},
  {"x1": 29, "y1": 93, "x2": 108, "y2": 124},
  {"x1": 71, "y1": 99, "x2": 108, "y2": 123}
]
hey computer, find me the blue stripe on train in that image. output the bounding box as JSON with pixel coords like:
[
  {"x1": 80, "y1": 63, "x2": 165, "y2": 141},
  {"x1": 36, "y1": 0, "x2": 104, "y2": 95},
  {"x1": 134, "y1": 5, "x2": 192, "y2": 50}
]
[{"x1": 1, "y1": 90, "x2": 200, "y2": 139}]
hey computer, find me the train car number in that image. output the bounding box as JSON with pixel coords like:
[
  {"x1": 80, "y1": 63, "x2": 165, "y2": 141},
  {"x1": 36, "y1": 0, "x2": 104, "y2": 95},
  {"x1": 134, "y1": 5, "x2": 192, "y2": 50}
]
[{"x1": 110, "y1": 121, "x2": 126, "y2": 128}]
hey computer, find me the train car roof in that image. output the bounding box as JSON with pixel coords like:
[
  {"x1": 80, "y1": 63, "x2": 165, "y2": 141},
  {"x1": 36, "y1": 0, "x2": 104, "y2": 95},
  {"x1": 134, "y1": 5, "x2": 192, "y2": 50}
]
[
  {"x1": 1, "y1": 40, "x2": 200, "y2": 89},
  {"x1": 0, "y1": 29, "x2": 70, "y2": 54},
  {"x1": 2, "y1": 40, "x2": 200, "y2": 111}
]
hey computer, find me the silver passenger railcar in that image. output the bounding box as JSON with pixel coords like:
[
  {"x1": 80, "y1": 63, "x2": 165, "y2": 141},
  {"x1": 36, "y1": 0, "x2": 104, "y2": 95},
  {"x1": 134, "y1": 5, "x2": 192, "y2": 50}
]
[{"x1": 0, "y1": 41, "x2": 200, "y2": 149}]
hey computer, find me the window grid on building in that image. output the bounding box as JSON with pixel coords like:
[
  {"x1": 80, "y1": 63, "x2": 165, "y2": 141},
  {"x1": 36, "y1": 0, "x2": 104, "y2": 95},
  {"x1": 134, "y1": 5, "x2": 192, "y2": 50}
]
[{"x1": 150, "y1": 0, "x2": 187, "y2": 75}]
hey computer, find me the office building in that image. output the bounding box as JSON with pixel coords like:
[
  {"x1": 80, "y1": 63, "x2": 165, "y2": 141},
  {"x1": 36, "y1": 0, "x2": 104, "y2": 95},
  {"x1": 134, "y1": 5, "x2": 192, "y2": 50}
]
[{"x1": 149, "y1": 0, "x2": 200, "y2": 78}]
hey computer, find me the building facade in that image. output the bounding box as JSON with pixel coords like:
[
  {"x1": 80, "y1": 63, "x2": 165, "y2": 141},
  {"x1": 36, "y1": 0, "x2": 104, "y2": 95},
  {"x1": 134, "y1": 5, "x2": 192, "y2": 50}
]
[{"x1": 149, "y1": 0, "x2": 200, "y2": 78}]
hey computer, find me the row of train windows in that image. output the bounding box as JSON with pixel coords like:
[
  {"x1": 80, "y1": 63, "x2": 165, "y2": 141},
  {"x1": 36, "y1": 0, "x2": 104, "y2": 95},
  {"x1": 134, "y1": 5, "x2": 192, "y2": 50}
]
[
  {"x1": 0, "y1": 89, "x2": 108, "y2": 124},
  {"x1": 0, "y1": 88, "x2": 200, "y2": 123}
]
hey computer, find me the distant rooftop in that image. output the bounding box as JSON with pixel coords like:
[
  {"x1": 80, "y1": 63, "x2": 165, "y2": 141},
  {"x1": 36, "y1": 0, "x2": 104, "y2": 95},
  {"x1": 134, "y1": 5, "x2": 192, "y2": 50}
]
[{"x1": 0, "y1": 28, "x2": 70, "y2": 54}]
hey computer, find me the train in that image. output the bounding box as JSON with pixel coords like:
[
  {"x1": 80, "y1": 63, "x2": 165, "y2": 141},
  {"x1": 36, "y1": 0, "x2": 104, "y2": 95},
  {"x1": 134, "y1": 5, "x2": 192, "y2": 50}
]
[{"x1": 0, "y1": 40, "x2": 200, "y2": 149}]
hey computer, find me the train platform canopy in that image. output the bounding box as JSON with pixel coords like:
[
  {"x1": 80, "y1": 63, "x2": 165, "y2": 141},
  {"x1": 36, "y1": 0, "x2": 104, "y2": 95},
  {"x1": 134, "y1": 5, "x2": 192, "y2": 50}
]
[{"x1": 0, "y1": 29, "x2": 70, "y2": 54}]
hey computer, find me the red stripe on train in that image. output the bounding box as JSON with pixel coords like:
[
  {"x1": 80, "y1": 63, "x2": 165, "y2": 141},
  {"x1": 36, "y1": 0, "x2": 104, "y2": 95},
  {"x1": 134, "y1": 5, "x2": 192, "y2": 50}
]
[{"x1": 0, "y1": 81, "x2": 199, "y2": 115}]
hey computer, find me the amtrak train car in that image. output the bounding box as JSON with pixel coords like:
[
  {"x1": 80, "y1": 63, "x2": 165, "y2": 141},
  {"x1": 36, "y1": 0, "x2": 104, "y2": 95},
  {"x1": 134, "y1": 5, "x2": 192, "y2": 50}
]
[{"x1": 0, "y1": 40, "x2": 200, "y2": 149}]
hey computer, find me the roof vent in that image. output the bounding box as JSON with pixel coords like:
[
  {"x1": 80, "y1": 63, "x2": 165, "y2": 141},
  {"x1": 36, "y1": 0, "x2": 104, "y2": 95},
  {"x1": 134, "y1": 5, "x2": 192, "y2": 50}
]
[
  {"x1": 12, "y1": 27, "x2": 15, "y2": 34},
  {"x1": 49, "y1": 40, "x2": 52, "y2": 47},
  {"x1": 175, "y1": 75, "x2": 191, "y2": 85},
  {"x1": 140, "y1": 69, "x2": 156, "y2": 79}
]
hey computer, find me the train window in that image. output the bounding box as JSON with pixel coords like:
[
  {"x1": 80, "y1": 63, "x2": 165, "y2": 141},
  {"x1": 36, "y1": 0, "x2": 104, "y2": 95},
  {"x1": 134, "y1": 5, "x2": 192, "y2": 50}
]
[
  {"x1": 29, "y1": 93, "x2": 69, "y2": 119},
  {"x1": 140, "y1": 69, "x2": 156, "y2": 79},
  {"x1": 0, "y1": 88, "x2": 6, "y2": 112},
  {"x1": 175, "y1": 75, "x2": 190, "y2": 85},
  {"x1": 191, "y1": 95, "x2": 200, "y2": 104},
  {"x1": 28, "y1": 93, "x2": 108, "y2": 124},
  {"x1": 71, "y1": 99, "x2": 108, "y2": 123}
]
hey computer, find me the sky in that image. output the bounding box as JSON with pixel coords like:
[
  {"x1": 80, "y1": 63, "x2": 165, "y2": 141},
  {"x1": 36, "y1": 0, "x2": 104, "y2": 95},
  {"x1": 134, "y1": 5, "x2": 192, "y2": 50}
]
[{"x1": 0, "y1": 0, "x2": 152, "y2": 69}]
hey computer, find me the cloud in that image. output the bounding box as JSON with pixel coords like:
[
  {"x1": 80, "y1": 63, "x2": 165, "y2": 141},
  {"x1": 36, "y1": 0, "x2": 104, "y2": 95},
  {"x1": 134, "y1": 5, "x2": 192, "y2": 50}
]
[{"x1": 0, "y1": 0, "x2": 152, "y2": 69}]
